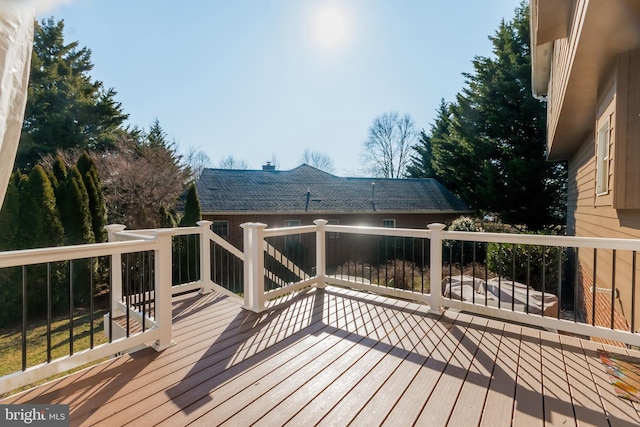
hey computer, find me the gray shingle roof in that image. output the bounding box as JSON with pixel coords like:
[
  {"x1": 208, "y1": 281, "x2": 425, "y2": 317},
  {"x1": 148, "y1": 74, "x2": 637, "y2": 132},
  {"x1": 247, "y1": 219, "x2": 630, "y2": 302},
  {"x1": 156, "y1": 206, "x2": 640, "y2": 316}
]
[{"x1": 196, "y1": 164, "x2": 469, "y2": 214}]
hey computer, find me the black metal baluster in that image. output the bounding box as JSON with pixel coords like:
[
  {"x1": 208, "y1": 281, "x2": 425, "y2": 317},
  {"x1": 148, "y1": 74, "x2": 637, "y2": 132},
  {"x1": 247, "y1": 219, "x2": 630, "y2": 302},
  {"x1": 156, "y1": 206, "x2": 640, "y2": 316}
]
[
  {"x1": 472, "y1": 243, "x2": 476, "y2": 305},
  {"x1": 526, "y1": 246, "x2": 531, "y2": 314},
  {"x1": 108, "y1": 256, "x2": 113, "y2": 343},
  {"x1": 511, "y1": 244, "x2": 516, "y2": 312},
  {"x1": 22, "y1": 266, "x2": 27, "y2": 371},
  {"x1": 125, "y1": 253, "x2": 131, "y2": 337},
  {"x1": 557, "y1": 248, "x2": 562, "y2": 320},
  {"x1": 47, "y1": 263, "x2": 52, "y2": 362},
  {"x1": 574, "y1": 248, "x2": 579, "y2": 323},
  {"x1": 632, "y1": 251, "x2": 637, "y2": 333},
  {"x1": 90, "y1": 257, "x2": 95, "y2": 348},
  {"x1": 611, "y1": 250, "x2": 616, "y2": 329},
  {"x1": 542, "y1": 246, "x2": 546, "y2": 317},
  {"x1": 498, "y1": 244, "x2": 502, "y2": 310},
  {"x1": 69, "y1": 260, "x2": 74, "y2": 356},
  {"x1": 592, "y1": 249, "x2": 597, "y2": 326},
  {"x1": 460, "y1": 241, "x2": 464, "y2": 302}
]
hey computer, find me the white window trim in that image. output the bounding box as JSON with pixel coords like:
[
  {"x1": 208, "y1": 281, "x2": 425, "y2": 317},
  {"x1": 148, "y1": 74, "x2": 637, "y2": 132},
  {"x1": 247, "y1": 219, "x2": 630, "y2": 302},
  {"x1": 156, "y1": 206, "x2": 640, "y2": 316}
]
[{"x1": 596, "y1": 117, "x2": 610, "y2": 196}]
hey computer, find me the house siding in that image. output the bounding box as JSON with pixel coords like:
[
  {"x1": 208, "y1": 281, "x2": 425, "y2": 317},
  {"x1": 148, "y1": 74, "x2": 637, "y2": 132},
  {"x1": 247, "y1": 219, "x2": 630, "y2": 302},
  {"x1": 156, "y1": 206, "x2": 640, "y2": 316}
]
[{"x1": 567, "y1": 77, "x2": 640, "y2": 335}]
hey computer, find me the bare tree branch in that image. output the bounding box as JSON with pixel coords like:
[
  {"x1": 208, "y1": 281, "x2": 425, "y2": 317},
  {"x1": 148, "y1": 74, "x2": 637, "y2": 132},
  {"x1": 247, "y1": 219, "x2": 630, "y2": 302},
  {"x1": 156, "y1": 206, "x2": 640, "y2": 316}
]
[
  {"x1": 218, "y1": 155, "x2": 249, "y2": 169},
  {"x1": 362, "y1": 111, "x2": 417, "y2": 178},
  {"x1": 300, "y1": 149, "x2": 335, "y2": 173}
]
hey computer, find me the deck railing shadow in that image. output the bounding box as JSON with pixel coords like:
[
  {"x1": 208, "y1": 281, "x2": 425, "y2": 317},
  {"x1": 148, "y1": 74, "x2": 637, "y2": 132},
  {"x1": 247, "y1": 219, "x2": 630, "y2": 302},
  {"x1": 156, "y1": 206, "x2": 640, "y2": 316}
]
[{"x1": 157, "y1": 287, "x2": 633, "y2": 424}]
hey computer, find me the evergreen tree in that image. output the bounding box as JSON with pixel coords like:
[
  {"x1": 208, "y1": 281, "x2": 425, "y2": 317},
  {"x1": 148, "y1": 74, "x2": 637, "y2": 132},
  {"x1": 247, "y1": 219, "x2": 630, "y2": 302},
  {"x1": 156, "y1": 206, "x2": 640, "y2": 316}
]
[
  {"x1": 407, "y1": 3, "x2": 566, "y2": 230},
  {"x1": 77, "y1": 151, "x2": 107, "y2": 242},
  {"x1": 159, "y1": 205, "x2": 177, "y2": 228},
  {"x1": 16, "y1": 165, "x2": 65, "y2": 249},
  {"x1": 17, "y1": 18, "x2": 128, "y2": 169},
  {"x1": 63, "y1": 166, "x2": 94, "y2": 245},
  {"x1": 147, "y1": 117, "x2": 169, "y2": 148},
  {"x1": 52, "y1": 154, "x2": 68, "y2": 184},
  {"x1": 50, "y1": 154, "x2": 68, "y2": 211},
  {"x1": 406, "y1": 130, "x2": 435, "y2": 178},
  {"x1": 179, "y1": 184, "x2": 201, "y2": 227},
  {"x1": 0, "y1": 175, "x2": 20, "y2": 251},
  {"x1": 13, "y1": 166, "x2": 65, "y2": 317},
  {"x1": 83, "y1": 170, "x2": 107, "y2": 242},
  {"x1": 0, "y1": 175, "x2": 21, "y2": 326}
]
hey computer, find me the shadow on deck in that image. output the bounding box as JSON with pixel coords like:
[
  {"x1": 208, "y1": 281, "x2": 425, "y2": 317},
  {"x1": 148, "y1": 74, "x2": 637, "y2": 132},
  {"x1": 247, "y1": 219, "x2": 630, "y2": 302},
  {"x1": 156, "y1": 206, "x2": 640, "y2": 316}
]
[{"x1": 2, "y1": 286, "x2": 640, "y2": 426}]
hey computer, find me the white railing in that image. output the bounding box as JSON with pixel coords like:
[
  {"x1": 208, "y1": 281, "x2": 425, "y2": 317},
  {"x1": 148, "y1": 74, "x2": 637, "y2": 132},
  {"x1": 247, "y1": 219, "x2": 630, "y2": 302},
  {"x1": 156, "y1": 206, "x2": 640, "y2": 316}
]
[
  {"x1": 0, "y1": 232, "x2": 171, "y2": 395},
  {"x1": 4, "y1": 217, "x2": 640, "y2": 395},
  {"x1": 0, "y1": 220, "x2": 243, "y2": 395},
  {"x1": 242, "y1": 220, "x2": 640, "y2": 348}
]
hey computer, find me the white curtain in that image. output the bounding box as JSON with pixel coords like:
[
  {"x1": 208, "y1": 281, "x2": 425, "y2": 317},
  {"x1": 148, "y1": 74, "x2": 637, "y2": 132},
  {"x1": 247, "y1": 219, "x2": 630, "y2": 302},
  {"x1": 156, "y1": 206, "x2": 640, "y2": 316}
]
[{"x1": 0, "y1": 3, "x2": 34, "y2": 210}]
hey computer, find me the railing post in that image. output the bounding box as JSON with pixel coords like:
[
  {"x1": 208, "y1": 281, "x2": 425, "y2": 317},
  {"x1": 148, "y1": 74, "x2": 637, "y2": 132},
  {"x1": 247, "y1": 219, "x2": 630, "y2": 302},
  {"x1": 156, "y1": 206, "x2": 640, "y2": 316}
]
[
  {"x1": 105, "y1": 224, "x2": 126, "y2": 309},
  {"x1": 241, "y1": 222, "x2": 267, "y2": 312},
  {"x1": 151, "y1": 229, "x2": 176, "y2": 351},
  {"x1": 314, "y1": 219, "x2": 328, "y2": 288},
  {"x1": 428, "y1": 223, "x2": 445, "y2": 315},
  {"x1": 197, "y1": 220, "x2": 213, "y2": 294}
]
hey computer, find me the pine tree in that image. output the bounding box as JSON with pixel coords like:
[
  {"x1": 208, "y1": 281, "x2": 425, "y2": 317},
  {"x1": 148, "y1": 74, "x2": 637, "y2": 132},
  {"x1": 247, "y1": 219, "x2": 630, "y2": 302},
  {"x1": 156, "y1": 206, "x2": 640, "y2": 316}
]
[
  {"x1": 0, "y1": 174, "x2": 20, "y2": 251},
  {"x1": 17, "y1": 18, "x2": 128, "y2": 169},
  {"x1": 0, "y1": 174, "x2": 21, "y2": 326},
  {"x1": 159, "y1": 206, "x2": 177, "y2": 228},
  {"x1": 407, "y1": 3, "x2": 566, "y2": 230},
  {"x1": 14, "y1": 166, "x2": 65, "y2": 317},
  {"x1": 17, "y1": 165, "x2": 64, "y2": 249},
  {"x1": 77, "y1": 151, "x2": 107, "y2": 242},
  {"x1": 63, "y1": 167, "x2": 95, "y2": 245},
  {"x1": 50, "y1": 154, "x2": 68, "y2": 212},
  {"x1": 52, "y1": 154, "x2": 68, "y2": 184},
  {"x1": 179, "y1": 184, "x2": 201, "y2": 227}
]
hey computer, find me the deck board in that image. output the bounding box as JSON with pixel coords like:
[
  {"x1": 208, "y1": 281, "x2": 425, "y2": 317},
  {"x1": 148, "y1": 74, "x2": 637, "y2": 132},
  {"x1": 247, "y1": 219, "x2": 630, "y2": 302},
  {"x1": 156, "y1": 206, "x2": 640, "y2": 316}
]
[
  {"x1": 446, "y1": 317, "x2": 501, "y2": 426},
  {"x1": 480, "y1": 322, "x2": 520, "y2": 427},
  {"x1": 2, "y1": 286, "x2": 640, "y2": 426},
  {"x1": 382, "y1": 312, "x2": 470, "y2": 426},
  {"x1": 415, "y1": 315, "x2": 489, "y2": 426},
  {"x1": 581, "y1": 340, "x2": 640, "y2": 426},
  {"x1": 561, "y1": 335, "x2": 609, "y2": 427},
  {"x1": 540, "y1": 330, "x2": 577, "y2": 426},
  {"x1": 512, "y1": 326, "x2": 544, "y2": 427}
]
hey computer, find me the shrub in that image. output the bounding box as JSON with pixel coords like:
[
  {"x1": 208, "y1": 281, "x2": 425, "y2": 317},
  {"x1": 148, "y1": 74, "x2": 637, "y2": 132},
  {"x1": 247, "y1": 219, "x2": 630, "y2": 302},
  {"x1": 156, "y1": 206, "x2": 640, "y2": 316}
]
[
  {"x1": 335, "y1": 259, "x2": 430, "y2": 293},
  {"x1": 444, "y1": 216, "x2": 486, "y2": 265},
  {"x1": 486, "y1": 236, "x2": 565, "y2": 294}
]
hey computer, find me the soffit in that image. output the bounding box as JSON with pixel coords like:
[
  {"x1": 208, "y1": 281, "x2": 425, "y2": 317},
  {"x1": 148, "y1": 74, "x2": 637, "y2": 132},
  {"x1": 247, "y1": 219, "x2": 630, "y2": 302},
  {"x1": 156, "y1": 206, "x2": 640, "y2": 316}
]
[{"x1": 549, "y1": 0, "x2": 640, "y2": 160}]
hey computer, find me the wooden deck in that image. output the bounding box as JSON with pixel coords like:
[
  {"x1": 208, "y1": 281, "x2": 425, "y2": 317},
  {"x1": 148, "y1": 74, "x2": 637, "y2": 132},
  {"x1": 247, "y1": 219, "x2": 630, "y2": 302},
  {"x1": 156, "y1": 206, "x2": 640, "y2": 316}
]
[{"x1": 2, "y1": 286, "x2": 640, "y2": 426}]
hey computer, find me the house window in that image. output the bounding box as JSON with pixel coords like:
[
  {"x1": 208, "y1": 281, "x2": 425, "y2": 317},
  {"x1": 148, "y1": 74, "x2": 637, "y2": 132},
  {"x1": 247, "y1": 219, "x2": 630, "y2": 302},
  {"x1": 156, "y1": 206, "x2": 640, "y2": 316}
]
[
  {"x1": 596, "y1": 117, "x2": 610, "y2": 195},
  {"x1": 284, "y1": 219, "x2": 301, "y2": 246},
  {"x1": 328, "y1": 219, "x2": 339, "y2": 238},
  {"x1": 383, "y1": 219, "x2": 396, "y2": 228},
  {"x1": 211, "y1": 221, "x2": 229, "y2": 239}
]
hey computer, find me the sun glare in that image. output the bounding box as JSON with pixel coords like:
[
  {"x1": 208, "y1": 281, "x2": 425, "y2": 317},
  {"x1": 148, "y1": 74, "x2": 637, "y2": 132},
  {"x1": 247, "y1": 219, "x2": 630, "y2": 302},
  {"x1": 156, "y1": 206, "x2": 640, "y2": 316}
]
[{"x1": 312, "y1": 3, "x2": 349, "y2": 51}]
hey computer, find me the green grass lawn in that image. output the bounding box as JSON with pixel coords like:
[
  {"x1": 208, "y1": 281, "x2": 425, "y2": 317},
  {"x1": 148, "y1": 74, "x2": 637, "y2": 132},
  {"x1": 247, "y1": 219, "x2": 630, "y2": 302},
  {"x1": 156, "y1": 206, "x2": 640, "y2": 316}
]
[{"x1": 0, "y1": 309, "x2": 109, "y2": 398}]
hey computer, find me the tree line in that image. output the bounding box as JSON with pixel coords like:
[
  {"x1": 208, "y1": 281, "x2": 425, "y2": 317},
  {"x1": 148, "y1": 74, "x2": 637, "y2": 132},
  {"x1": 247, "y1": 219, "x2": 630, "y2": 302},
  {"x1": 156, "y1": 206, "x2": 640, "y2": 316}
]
[
  {"x1": 364, "y1": 2, "x2": 567, "y2": 231},
  {"x1": 0, "y1": 18, "x2": 202, "y2": 328},
  {"x1": 4, "y1": 3, "x2": 566, "y2": 240},
  {"x1": 7, "y1": 17, "x2": 202, "y2": 233}
]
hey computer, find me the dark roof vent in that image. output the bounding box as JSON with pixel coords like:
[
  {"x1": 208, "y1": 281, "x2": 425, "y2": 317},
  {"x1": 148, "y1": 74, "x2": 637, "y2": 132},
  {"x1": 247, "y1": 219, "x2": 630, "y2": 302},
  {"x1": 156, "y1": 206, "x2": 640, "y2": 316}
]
[{"x1": 262, "y1": 162, "x2": 276, "y2": 171}]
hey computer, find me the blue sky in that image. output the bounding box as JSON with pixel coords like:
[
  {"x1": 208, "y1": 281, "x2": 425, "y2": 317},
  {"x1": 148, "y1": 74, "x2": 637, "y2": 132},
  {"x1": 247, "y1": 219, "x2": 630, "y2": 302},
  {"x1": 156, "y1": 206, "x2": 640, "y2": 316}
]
[{"x1": 37, "y1": 0, "x2": 523, "y2": 176}]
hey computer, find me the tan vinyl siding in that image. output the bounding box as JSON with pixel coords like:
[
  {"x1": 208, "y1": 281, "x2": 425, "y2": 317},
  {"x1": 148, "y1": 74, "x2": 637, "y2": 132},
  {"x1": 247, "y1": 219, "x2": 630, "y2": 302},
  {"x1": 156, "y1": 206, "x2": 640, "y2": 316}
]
[
  {"x1": 570, "y1": 132, "x2": 640, "y2": 332},
  {"x1": 614, "y1": 49, "x2": 640, "y2": 209}
]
